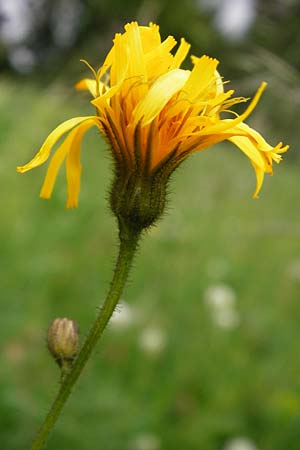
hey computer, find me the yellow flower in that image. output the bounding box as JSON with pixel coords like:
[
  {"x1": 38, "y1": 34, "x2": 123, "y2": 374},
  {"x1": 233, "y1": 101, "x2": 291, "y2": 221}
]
[{"x1": 17, "y1": 21, "x2": 288, "y2": 210}]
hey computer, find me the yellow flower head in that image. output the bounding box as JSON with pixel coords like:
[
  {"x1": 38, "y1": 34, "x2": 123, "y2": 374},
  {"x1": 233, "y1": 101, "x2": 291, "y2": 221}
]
[{"x1": 17, "y1": 21, "x2": 288, "y2": 213}]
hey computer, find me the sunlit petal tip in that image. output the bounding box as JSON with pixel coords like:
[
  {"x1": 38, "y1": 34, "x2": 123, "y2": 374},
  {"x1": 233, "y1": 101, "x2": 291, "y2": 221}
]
[
  {"x1": 254, "y1": 81, "x2": 267, "y2": 99},
  {"x1": 169, "y1": 37, "x2": 190, "y2": 70},
  {"x1": 273, "y1": 156, "x2": 282, "y2": 165},
  {"x1": 66, "y1": 199, "x2": 78, "y2": 209},
  {"x1": 75, "y1": 79, "x2": 98, "y2": 98},
  {"x1": 200, "y1": 54, "x2": 219, "y2": 66},
  {"x1": 75, "y1": 79, "x2": 89, "y2": 90},
  {"x1": 252, "y1": 164, "x2": 265, "y2": 199},
  {"x1": 148, "y1": 22, "x2": 159, "y2": 29},
  {"x1": 278, "y1": 144, "x2": 289, "y2": 154},
  {"x1": 180, "y1": 38, "x2": 191, "y2": 53},
  {"x1": 112, "y1": 32, "x2": 122, "y2": 44},
  {"x1": 124, "y1": 21, "x2": 139, "y2": 32},
  {"x1": 16, "y1": 165, "x2": 29, "y2": 173},
  {"x1": 227, "y1": 89, "x2": 236, "y2": 97},
  {"x1": 75, "y1": 79, "x2": 84, "y2": 89},
  {"x1": 190, "y1": 55, "x2": 198, "y2": 65},
  {"x1": 39, "y1": 191, "x2": 51, "y2": 200}
]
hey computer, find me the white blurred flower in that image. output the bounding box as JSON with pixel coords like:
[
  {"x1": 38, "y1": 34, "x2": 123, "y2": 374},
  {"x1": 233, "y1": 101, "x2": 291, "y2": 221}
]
[
  {"x1": 214, "y1": 0, "x2": 256, "y2": 41},
  {"x1": 204, "y1": 283, "x2": 240, "y2": 329},
  {"x1": 8, "y1": 46, "x2": 36, "y2": 73},
  {"x1": 0, "y1": 0, "x2": 33, "y2": 45},
  {"x1": 109, "y1": 301, "x2": 136, "y2": 330},
  {"x1": 204, "y1": 283, "x2": 236, "y2": 309},
  {"x1": 224, "y1": 436, "x2": 258, "y2": 450},
  {"x1": 50, "y1": 0, "x2": 83, "y2": 48},
  {"x1": 132, "y1": 432, "x2": 161, "y2": 450},
  {"x1": 198, "y1": 0, "x2": 256, "y2": 41},
  {"x1": 139, "y1": 327, "x2": 167, "y2": 356},
  {"x1": 286, "y1": 259, "x2": 300, "y2": 282},
  {"x1": 214, "y1": 308, "x2": 240, "y2": 329}
]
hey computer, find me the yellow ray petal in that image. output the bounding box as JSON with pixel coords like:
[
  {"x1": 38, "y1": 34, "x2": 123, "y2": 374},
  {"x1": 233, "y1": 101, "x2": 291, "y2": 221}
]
[
  {"x1": 275, "y1": 143, "x2": 289, "y2": 155},
  {"x1": 65, "y1": 119, "x2": 97, "y2": 208},
  {"x1": 176, "y1": 131, "x2": 237, "y2": 155},
  {"x1": 124, "y1": 22, "x2": 147, "y2": 81},
  {"x1": 39, "y1": 119, "x2": 97, "y2": 203},
  {"x1": 215, "y1": 70, "x2": 224, "y2": 95},
  {"x1": 190, "y1": 55, "x2": 199, "y2": 65},
  {"x1": 252, "y1": 163, "x2": 265, "y2": 198},
  {"x1": 171, "y1": 38, "x2": 191, "y2": 69},
  {"x1": 133, "y1": 68, "x2": 190, "y2": 126},
  {"x1": 182, "y1": 55, "x2": 219, "y2": 101},
  {"x1": 91, "y1": 84, "x2": 122, "y2": 111},
  {"x1": 17, "y1": 117, "x2": 98, "y2": 173},
  {"x1": 228, "y1": 135, "x2": 267, "y2": 170},
  {"x1": 139, "y1": 23, "x2": 161, "y2": 52},
  {"x1": 39, "y1": 132, "x2": 72, "y2": 199},
  {"x1": 228, "y1": 134, "x2": 274, "y2": 198},
  {"x1": 145, "y1": 35, "x2": 177, "y2": 79},
  {"x1": 110, "y1": 33, "x2": 129, "y2": 86},
  {"x1": 231, "y1": 122, "x2": 288, "y2": 156}
]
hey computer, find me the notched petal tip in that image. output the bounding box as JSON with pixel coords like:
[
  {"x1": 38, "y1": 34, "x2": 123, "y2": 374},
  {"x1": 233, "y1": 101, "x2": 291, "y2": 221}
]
[
  {"x1": 40, "y1": 192, "x2": 51, "y2": 200},
  {"x1": 66, "y1": 199, "x2": 78, "y2": 209}
]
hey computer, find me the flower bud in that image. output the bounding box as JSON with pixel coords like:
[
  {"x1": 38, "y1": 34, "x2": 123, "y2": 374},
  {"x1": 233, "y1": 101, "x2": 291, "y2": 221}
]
[{"x1": 47, "y1": 318, "x2": 79, "y2": 367}]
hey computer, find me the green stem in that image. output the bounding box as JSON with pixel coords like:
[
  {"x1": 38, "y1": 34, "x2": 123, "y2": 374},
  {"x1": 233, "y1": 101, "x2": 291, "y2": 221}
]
[{"x1": 29, "y1": 228, "x2": 140, "y2": 450}]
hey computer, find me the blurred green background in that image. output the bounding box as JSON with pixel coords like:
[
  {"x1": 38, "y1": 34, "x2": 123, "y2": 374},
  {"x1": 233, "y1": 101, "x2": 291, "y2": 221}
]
[{"x1": 1, "y1": 1, "x2": 300, "y2": 450}]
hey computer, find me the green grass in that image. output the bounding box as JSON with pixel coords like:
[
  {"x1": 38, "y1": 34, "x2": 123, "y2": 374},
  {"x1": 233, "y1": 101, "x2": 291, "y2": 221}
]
[{"x1": 1, "y1": 77, "x2": 299, "y2": 450}]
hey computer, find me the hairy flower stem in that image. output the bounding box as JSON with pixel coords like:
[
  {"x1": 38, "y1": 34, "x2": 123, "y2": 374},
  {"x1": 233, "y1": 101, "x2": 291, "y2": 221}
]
[{"x1": 29, "y1": 226, "x2": 140, "y2": 450}]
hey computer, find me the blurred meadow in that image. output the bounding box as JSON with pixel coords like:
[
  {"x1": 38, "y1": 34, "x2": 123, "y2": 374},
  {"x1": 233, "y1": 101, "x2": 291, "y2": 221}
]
[{"x1": 1, "y1": 1, "x2": 300, "y2": 450}]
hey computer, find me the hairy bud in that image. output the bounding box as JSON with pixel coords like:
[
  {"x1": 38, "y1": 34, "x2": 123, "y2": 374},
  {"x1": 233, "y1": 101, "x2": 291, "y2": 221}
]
[{"x1": 47, "y1": 318, "x2": 79, "y2": 368}]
